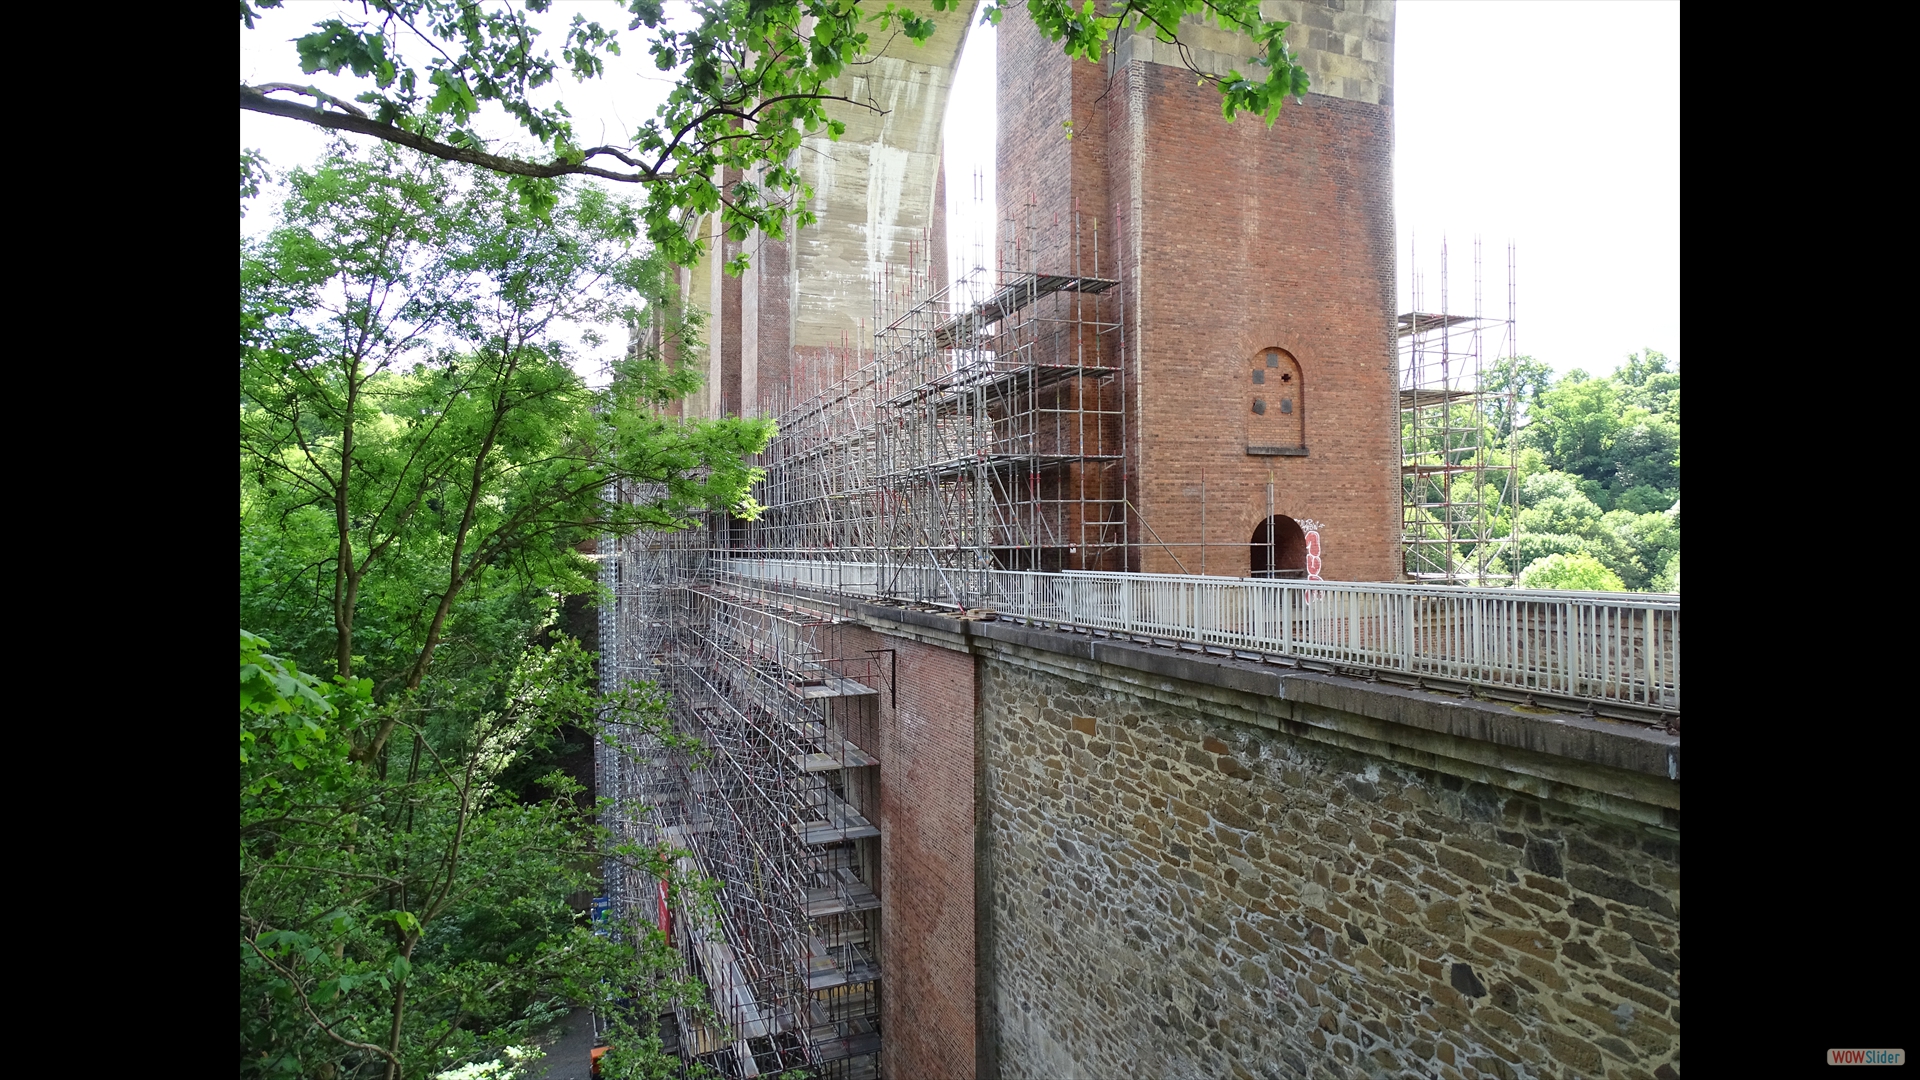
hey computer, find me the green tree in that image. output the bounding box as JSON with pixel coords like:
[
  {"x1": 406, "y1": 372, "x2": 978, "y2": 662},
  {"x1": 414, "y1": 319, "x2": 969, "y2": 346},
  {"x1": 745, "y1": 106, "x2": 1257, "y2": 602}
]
[
  {"x1": 1651, "y1": 548, "x2": 1679, "y2": 593},
  {"x1": 241, "y1": 147, "x2": 766, "y2": 1079},
  {"x1": 1482, "y1": 353, "x2": 1553, "y2": 441},
  {"x1": 1516, "y1": 552, "x2": 1626, "y2": 592},
  {"x1": 240, "y1": 629, "x2": 711, "y2": 1080},
  {"x1": 1496, "y1": 350, "x2": 1678, "y2": 592},
  {"x1": 1517, "y1": 471, "x2": 1603, "y2": 537},
  {"x1": 1518, "y1": 350, "x2": 1679, "y2": 512},
  {"x1": 239, "y1": 0, "x2": 1311, "y2": 270},
  {"x1": 1505, "y1": 469, "x2": 1678, "y2": 592},
  {"x1": 241, "y1": 143, "x2": 770, "y2": 758}
]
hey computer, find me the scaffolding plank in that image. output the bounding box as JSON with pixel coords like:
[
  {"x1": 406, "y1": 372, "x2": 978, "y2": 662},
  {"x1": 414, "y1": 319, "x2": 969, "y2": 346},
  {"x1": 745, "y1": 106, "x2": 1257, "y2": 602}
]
[
  {"x1": 790, "y1": 783, "x2": 882, "y2": 843},
  {"x1": 791, "y1": 818, "x2": 882, "y2": 844},
  {"x1": 811, "y1": 1029, "x2": 883, "y2": 1063},
  {"x1": 786, "y1": 732, "x2": 880, "y2": 770},
  {"x1": 802, "y1": 883, "x2": 882, "y2": 916},
  {"x1": 786, "y1": 673, "x2": 879, "y2": 699}
]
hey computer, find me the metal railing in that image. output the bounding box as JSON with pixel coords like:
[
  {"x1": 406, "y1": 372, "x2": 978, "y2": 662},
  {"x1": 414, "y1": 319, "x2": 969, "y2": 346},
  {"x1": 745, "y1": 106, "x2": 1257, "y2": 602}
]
[{"x1": 716, "y1": 557, "x2": 1680, "y2": 713}]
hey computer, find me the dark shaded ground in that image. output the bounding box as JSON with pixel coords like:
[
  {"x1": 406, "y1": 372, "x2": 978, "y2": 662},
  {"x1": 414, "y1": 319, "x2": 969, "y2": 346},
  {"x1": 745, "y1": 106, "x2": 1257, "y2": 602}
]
[{"x1": 532, "y1": 1008, "x2": 597, "y2": 1080}]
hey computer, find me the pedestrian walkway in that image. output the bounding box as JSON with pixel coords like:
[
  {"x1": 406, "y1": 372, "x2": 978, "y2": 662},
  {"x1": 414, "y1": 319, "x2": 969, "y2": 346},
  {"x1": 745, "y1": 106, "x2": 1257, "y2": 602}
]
[{"x1": 532, "y1": 1008, "x2": 596, "y2": 1080}]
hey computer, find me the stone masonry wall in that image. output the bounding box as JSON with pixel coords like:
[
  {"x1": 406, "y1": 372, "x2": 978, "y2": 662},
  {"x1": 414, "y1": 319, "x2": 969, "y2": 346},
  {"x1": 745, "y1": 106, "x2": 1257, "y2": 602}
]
[{"x1": 978, "y1": 656, "x2": 1680, "y2": 1080}]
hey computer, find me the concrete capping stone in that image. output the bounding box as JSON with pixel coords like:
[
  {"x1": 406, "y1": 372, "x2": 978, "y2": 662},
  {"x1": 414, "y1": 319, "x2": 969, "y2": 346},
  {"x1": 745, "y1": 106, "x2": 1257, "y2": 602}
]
[{"x1": 1109, "y1": 4, "x2": 1392, "y2": 104}]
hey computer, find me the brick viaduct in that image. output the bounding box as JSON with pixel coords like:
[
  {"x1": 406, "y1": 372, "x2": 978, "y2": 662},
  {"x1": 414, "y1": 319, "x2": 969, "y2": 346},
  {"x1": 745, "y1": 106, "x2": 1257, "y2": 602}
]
[{"x1": 651, "y1": 3, "x2": 1682, "y2": 1077}]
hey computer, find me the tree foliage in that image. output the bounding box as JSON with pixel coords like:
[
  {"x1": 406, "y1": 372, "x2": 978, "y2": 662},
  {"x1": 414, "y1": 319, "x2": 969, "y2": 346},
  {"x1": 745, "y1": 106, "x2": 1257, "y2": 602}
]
[
  {"x1": 1519, "y1": 349, "x2": 1679, "y2": 512},
  {"x1": 242, "y1": 147, "x2": 764, "y2": 1079},
  {"x1": 1409, "y1": 350, "x2": 1678, "y2": 592},
  {"x1": 1516, "y1": 551, "x2": 1626, "y2": 592},
  {"x1": 241, "y1": 143, "x2": 770, "y2": 754},
  {"x1": 240, "y1": 628, "x2": 711, "y2": 1080},
  {"x1": 240, "y1": 0, "x2": 1309, "y2": 270},
  {"x1": 1502, "y1": 350, "x2": 1680, "y2": 592}
]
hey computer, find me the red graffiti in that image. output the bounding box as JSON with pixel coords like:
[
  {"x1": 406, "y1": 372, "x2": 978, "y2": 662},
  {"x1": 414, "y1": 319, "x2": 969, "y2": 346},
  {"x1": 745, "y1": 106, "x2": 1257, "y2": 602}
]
[{"x1": 1300, "y1": 520, "x2": 1325, "y2": 602}]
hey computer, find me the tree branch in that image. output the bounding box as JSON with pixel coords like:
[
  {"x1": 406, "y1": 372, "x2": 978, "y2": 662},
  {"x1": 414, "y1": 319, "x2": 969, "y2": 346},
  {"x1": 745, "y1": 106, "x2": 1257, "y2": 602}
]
[
  {"x1": 253, "y1": 82, "x2": 371, "y2": 119},
  {"x1": 245, "y1": 934, "x2": 399, "y2": 1066},
  {"x1": 242, "y1": 85, "x2": 655, "y2": 183}
]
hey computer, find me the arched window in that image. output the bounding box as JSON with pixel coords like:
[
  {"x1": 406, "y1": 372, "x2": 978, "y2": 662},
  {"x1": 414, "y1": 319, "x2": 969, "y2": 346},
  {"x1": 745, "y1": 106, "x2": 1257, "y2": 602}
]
[
  {"x1": 1247, "y1": 348, "x2": 1306, "y2": 455},
  {"x1": 1250, "y1": 515, "x2": 1308, "y2": 578}
]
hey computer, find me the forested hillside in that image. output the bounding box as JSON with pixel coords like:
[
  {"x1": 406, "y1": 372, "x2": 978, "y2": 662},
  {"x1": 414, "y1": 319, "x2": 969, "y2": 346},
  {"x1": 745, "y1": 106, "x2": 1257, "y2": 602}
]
[
  {"x1": 1492, "y1": 349, "x2": 1680, "y2": 591},
  {"x1": 239, "y1": 146, "x2": 771, "y2": 1080}
]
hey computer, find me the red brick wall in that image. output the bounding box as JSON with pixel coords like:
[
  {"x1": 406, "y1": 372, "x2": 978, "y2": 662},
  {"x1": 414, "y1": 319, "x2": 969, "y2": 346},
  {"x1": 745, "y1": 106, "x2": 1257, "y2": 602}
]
[
  {"x1": 1001, "y1": 15, "x2": 1403, "y2": 582},
  {"x1": 837, "y1": 625, "x2": 979, "y2": 1080},
  {"x1": 1120, "y1": 60, "x2": 1401, "y2": 582},
  {"x1": 747, "y1": 232, "x2": 793, "y2": 416},
  {"x1": 720, "y1": 230, "x2": 743, "y2": 417}
]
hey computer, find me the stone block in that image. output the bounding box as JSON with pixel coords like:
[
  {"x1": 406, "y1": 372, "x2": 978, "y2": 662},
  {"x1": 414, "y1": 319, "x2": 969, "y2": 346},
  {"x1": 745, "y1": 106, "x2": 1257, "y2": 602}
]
[
  {"x1": 1488, "y1": 893, "x2": 1529, "y2": 921},
  {"x1": 1483, "y1": 926, "x2": 1557, "y2": 961},
  {"x1": 1436, "y1": 845, "x2": 1489, "y2": 886},
  {"x1": 1523, "y1": 873, "x2": 1570, "y2": 898},
  {"x1": 1567, "y1": 867, "x2": 1676, "y2": 919},
  {"x1": 1591, "y1": 971, "x2": 1674, "y2": 1013},
  {"x1": 1609, "y1": 961, "x2": 1676, "y2": 998},
  {"x1": 1541, "y1": 1026, "x2": 1603, "y2": 1072},
  {"x1": 1513, "y1": 953, "x2": 1568, "y2": 992}
]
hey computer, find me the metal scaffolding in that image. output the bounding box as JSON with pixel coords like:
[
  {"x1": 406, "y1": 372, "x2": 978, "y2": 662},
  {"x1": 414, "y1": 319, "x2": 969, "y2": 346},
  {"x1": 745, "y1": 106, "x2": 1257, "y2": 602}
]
[
  {"x1": 1398, "y1": 238, "x2": 1520, "y2": 586},
  {"x1": 597, "y1": 193, "x2": 1128, "y2": 1076},
  {"x1": 600, "y1": 520, "x2": 885, "y2": 1079},
  {"x1": 748, "y1": 209, "x2": 1129, "y2": 605}
]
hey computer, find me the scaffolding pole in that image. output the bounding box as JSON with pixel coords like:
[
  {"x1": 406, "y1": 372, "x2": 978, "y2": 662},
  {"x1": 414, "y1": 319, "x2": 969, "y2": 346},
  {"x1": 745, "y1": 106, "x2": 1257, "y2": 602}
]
[{"x1": 1397, "y1": 237, "x2": 1521, "y2": 586}]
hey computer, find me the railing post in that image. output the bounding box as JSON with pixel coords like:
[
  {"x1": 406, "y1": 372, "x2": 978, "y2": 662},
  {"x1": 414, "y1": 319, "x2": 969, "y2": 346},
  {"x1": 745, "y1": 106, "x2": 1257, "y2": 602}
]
[
  {"x1": 1282, "y1": 583, "x2": 1293, "y2": 657},
  {"x1": 1670, "y1": 609, "x2": 1680, "y2": 712},
  {"x1": 1402, "y1": 591, "x2": 1416, "y2": 675}
]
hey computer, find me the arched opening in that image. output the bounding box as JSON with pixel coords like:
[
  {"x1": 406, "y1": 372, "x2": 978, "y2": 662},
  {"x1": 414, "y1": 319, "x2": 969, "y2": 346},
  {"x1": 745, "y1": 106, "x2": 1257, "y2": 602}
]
[{"x1": 1250, "y1": 515, "x2": 1308, "y2": 579}]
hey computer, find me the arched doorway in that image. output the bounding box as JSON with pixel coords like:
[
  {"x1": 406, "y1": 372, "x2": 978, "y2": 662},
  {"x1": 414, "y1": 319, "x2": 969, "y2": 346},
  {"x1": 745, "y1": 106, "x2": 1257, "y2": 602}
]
[{"x1": 1250, "y1": 515, "x2": 1308, "y2": 578}]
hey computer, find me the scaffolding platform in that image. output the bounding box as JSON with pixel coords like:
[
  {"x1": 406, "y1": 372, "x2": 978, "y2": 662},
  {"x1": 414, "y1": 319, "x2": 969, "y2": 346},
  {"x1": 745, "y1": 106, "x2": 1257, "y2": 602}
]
[
  {"x1": 810, "y1": 1021, "x2": 882, "y2": 1063},
  {"x1": 804, "y1": 936, "x2": 881, "y2": 990},
  {"x1": 803, "y1": 867, "x2": 882, "y2": 917},
  {"x1": 902, "y1": 272, "x2": 1118, "y2": 348},
  {"x1": 786, "y1": 673, "x2": 878, "y2": 699},
  {"x1": 786, "y1": 721, "x2": 880, "y2": 771},
  {"x1": 885, "y1": 355, "x2": 1121, "y2": 410},
  {"x1": 790, "y1": 784, "x2": 881, "y2": 845}
]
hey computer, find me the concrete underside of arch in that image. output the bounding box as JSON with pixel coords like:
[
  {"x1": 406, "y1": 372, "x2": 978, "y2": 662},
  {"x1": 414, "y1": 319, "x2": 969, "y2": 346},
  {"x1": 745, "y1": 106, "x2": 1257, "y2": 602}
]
[{"x1": 683, "y1": 1, "x2": 975, "y2": 418}]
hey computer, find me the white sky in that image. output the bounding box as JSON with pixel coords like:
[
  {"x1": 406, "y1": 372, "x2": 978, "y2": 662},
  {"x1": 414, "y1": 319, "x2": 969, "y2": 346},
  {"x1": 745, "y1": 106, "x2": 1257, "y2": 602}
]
[{"x1": 243, "y1": 1, "x2": 1678, "y2": 379}]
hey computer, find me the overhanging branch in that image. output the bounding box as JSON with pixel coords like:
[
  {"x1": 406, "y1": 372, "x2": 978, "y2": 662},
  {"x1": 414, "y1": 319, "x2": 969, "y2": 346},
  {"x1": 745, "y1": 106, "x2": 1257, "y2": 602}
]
[
  {"x1": 243, "y1": 84, "x2": 891, "y2": 187},
  {"x1": 241, "y1": 85, "x2": 654, "y2": 183}
]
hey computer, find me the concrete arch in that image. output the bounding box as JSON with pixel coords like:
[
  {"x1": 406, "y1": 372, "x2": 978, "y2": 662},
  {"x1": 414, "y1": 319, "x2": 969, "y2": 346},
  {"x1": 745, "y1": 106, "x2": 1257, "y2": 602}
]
[
  {"x1": 685, "y1": 1, "x2": 978, "y2": 418},
  {"x1": 794, "y1": 2, "x2": 977, "y2": 349}
]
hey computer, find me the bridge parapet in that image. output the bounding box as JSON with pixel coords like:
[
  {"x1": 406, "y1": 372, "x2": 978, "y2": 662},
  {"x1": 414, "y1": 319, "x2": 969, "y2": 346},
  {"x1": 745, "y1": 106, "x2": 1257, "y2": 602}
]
[{"x1": 720, "y1": 558, "x2": 1680, "y2": 720}]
